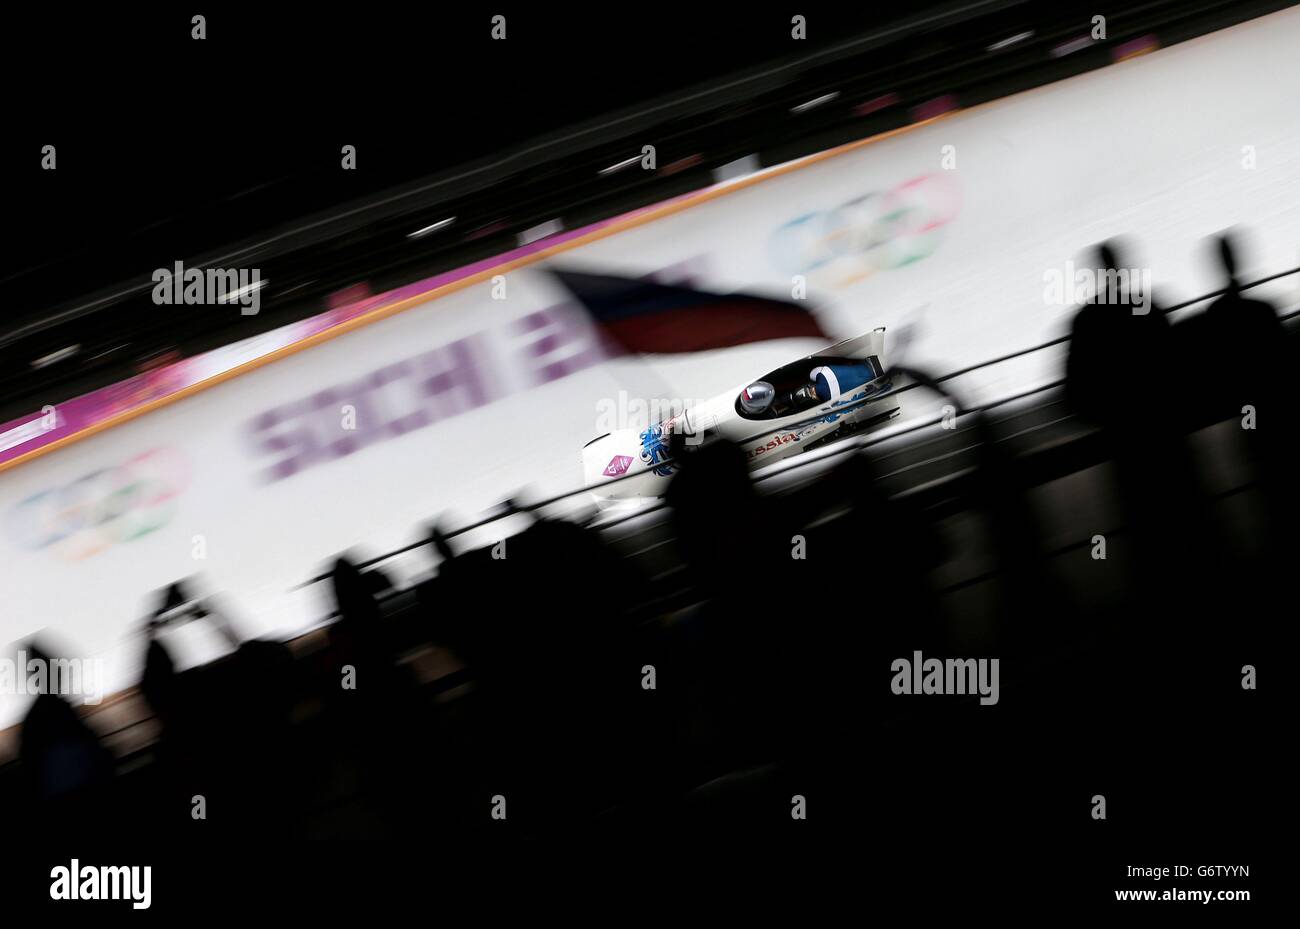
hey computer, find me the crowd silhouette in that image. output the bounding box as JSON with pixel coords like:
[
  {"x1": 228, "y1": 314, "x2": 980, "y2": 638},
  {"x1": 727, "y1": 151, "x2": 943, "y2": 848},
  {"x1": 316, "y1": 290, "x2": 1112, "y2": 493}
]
[{"x1": 4, "y1": 232, "x2": 1289, "y2": 854}]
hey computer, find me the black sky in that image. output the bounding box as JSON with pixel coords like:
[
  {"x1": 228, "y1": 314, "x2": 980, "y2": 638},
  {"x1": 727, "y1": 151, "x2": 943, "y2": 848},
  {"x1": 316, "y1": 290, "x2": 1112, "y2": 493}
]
[{"x1": 2, "y1": 7, "x2": 937, "y2": 302}]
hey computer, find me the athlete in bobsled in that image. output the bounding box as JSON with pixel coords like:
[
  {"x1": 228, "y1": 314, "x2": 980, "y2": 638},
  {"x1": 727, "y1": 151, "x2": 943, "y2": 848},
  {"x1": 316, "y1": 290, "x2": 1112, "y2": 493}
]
[
  {"x1": 740, "y1": 360, "x2": 882, "y2": 418},
  {"x1": 583, "y1": 328, "x2": 902, "y2": 503}
]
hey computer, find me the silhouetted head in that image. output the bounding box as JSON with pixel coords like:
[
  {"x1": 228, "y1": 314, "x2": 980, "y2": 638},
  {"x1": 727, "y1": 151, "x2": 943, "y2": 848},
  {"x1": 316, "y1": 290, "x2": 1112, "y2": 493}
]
[
  {"x1": 23, "y1": 638, "x2": 54, "y2": 667},
  {"x1": 667, "y1": 439, "x2": 752, "y2": 514},
  {"x1": 1090, "y1": 240, "x2": 1131, "y2": 305},
  {"x1": 158, "y1": 581, "x2": 188, "y2": 615},
  {"x1": 1095, "y1": 240, "x2": 1121, "y2": 273},
  {"x1": 1215, "y1": 231, "x2": 1240, "y2": 289},
  {"x1": 330, "y1": 556, "x2": 378, "y2": 623},
  {"x1": 23, "y1": 632, "x2": 84, "y2": 668},
  {"x1": 427, "y1": 523, "x2": 456, "y2": 564}
]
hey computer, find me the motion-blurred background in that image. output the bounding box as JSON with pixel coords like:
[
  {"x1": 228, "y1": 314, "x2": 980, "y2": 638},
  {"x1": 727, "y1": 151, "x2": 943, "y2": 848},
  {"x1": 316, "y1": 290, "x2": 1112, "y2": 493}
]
[{"x1": 0, "y1": 3, "x2": 1292, "y2": 901}]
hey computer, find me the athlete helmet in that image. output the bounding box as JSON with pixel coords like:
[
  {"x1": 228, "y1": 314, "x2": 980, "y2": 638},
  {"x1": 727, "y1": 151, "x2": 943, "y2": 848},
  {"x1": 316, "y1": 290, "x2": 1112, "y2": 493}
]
[{"x1": 740, "y1": 381, "x2": 775, "y2": 414}]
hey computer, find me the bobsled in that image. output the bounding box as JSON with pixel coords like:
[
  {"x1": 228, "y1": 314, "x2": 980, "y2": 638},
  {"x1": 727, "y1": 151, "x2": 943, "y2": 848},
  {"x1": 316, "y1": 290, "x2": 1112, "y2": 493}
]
[{"x1": 582, "y1": 328, "x2": 901, "y2": 502}]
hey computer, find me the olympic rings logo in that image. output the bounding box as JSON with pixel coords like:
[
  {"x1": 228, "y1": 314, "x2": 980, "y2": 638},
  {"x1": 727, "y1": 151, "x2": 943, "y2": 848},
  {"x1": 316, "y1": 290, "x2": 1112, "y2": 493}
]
[
  {"x1": 5, "y1": 447, "x2": 190, "y2": 561},
  {"x1": 768, "y1": 173, "x2": 962, "y2": 283}
]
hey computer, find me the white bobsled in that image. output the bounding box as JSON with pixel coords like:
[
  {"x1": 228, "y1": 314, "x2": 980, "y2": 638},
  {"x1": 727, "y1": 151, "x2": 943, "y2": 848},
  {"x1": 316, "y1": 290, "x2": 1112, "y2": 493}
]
[{"x1": 582, "y1": 328, "x2": 901, "y2": 502}]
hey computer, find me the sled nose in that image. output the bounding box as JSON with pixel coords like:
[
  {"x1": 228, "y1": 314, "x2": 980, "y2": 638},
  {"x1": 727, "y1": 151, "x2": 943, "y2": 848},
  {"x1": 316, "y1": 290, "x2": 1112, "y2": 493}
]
[
  {"x1": 582, "y1": 428, "x2": 669, "y2": 500},
  {"x1": 583, "y1": 429, "x2": 642, "y2": 482}
]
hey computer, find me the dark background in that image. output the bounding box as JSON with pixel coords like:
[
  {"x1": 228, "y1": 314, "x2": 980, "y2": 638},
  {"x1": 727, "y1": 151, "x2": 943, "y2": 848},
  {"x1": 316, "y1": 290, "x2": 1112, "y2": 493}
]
[{"x1": 1, "y1": 7, "x2": 918, "y2": 299}]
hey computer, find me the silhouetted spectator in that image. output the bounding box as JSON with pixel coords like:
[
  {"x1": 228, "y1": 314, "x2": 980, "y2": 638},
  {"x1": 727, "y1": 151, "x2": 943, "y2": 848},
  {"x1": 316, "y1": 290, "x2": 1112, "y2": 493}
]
[
  {"x1": 1065, "y1": 240, "x2": 1175, "y2": 430},
  {"x1": 18, "y1": 642, "x2": 116, "y2": 829}
]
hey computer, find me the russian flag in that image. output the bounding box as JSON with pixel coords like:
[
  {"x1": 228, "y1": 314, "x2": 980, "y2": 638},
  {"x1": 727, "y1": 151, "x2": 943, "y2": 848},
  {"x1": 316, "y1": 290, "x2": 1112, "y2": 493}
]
[{"x1": 552, "y1": 269, "x2": 829, "y2": 354}]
